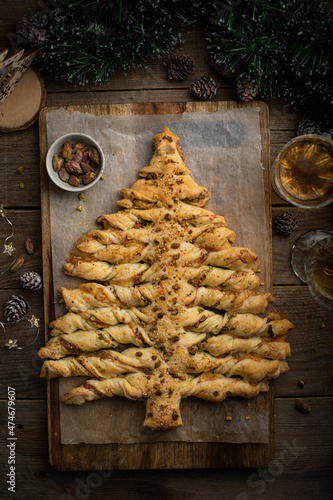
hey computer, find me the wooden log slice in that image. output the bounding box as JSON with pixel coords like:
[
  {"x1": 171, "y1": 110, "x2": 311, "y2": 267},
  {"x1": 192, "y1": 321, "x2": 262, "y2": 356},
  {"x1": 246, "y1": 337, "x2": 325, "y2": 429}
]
[{"x1": 0, "y1": 66, "x2": 46, "y2": 132}]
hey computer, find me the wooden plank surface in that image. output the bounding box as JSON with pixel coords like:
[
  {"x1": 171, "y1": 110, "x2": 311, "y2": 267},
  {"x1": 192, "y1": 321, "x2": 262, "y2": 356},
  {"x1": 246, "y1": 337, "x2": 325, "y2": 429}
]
[
  {"x1": 0, "y1": 397, "x2": 331, "y2": 499},
  {"x1": 39, "y1": 101, "x2": 273, "y2": 470}
]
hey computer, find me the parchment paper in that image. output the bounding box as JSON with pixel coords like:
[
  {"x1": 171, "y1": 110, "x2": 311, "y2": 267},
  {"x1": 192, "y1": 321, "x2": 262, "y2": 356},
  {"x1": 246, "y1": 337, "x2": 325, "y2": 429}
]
[{"x1": 45, "y1": 106, "x2": 269, "y2": 444}]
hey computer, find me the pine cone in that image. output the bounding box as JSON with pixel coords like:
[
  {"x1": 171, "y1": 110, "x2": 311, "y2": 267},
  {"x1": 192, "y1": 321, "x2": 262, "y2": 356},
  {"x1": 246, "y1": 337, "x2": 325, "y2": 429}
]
[
  {"x1": 4, "y1": 295, "x2": 29, "y2": 323},
  {"x1": 297, "y1": 119, "x2": 321, "y2": 137},
  {"x1": 208, "y1": 55, "x2": 237, "y2": 78},
  {"x1": 190, "y1": 76, "x2": 218, "y2": 101},
  {"x1": 236, "y1": 78, "x2": 260, "y2": 102},
  {"x1": 20, "y1": 271, "x2": 43, "y2": 291},
  {"x1": 16, "y1": 13, "x2": 47, "y2": 46},
  {"x1": 168, "y1": 55, "x2": 195, "y2": 81},
  {"x1": 321, "y1": 129, "x2": 333, "y2": 140},
  {"x1": 274, "y1": 212, "x2": 298, "y2": 236}
]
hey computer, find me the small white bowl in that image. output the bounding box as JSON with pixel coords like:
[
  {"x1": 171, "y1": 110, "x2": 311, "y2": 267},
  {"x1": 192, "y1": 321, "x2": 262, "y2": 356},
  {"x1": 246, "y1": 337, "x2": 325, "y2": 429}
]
[{"x1": 46, "y1": 133, "x2": 105, "y2": 192}]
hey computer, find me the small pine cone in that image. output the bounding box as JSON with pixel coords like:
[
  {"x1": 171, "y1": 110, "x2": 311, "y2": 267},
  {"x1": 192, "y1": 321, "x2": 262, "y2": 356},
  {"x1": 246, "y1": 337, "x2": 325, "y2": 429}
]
[
  {"x1": 20, "y1": 271, "x2": 43, "y2": 291},
  {"x1": 4, "y1": 295, "x2": 29, "y2": 323},
  {"x1": 208, "y1": 55, "x2": 237, "y2": 78},
  {"x1": 167, "y1": 55, "x2": 195, "y2": 81},
  {"x1": 236, "y1": 78, "x2": 259, "y2": 102},
  {"x1": 16, "y1": 14, "x2": 47, "y2": 46},
  {"x1": 297, "y1": 119, "x2": 321, "y2": 137},
  {"x1": 190, "y1": 76, "x2": 218, "y2": 101},
  {"x1": 321, "y1": 129, "x2": 333, "y2": 140},
  {"x1": 274, "y1": 212, "x2": 298, "y2": 236}
]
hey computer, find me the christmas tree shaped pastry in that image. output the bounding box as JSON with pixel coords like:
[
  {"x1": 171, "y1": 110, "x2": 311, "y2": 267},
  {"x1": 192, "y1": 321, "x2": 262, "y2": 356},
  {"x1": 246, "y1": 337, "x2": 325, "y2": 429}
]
[{"x1": 39, "y1": 127, "x2": 293, "y2": 429}]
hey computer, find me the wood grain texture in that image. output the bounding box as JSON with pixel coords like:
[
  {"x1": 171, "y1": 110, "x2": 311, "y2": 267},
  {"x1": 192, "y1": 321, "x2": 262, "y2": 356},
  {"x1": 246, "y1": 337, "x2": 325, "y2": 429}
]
[
  {"x1": 0, "y1": 289, "x2": 45, "y2": 400},
  {"x1": 272, "y1": 287, "x2": 333, "y2": 397},
  {"x1": 0, "y1": 123, "x2": 41, "y2": 207},
  {"x1": 44, "y1": 92, "x2": 298, "y2": 131},
  {"x1": 0, "y1": 398, "x2": 332, "y2": 499},
  {"x1": 0, "y1": 210, "x2": 42, "y2": 287},
  {"x1": 39, "y1": 101, "x2": 273, "y2": 470}
]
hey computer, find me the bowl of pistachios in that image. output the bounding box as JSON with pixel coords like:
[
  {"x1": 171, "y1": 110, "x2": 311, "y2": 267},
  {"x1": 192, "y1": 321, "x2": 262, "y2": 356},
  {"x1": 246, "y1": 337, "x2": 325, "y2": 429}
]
[{"x1": 46, "y1": 133, "x2": 105, "y2": 192}]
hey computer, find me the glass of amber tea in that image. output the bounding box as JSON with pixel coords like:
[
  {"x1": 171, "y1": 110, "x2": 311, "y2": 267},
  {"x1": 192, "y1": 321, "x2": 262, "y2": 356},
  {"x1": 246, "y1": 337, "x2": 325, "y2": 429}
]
[
  {"x1": 273, "y1": 135, "x2": 333, "y2": 208},
  {"x1": 291, "y1": 230, "x2": 333, "y2": 311}
]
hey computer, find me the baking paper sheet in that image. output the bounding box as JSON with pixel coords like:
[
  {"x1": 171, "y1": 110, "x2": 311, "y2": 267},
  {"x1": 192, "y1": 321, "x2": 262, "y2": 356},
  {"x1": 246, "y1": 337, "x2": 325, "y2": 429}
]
[{"x1": 45, "y1": 106, "x2": 269, "y2": 444}]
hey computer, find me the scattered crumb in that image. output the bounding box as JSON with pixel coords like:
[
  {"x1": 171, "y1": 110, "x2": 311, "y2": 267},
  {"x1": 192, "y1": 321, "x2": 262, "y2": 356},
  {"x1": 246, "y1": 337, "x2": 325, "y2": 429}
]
[
  {"x1": 21, "y1": 154, "x2": 24, "y2": 158},
  {"x1": 245, "y1": 416, "x2": 250, "y2": 420},
  {"x1": 101, "y1": 175, "x2": 105, "y2": 180},
  {"x1": 17, "y1": 166, "x2": 24, "y2": 174},
  {"x1": 76, "y1": 205, "x2": 82, "y2": 212},
  {"x1": 320, "y1": 323, "x2": 325, "y2": 329},
  {"x1": 78, "y1": 192, "x2": 85, "y2": 201},
  {"x1": 303, "y1": 301, "x2": 307, "y2": 305},
  {"x1": 225, "y1": 416, "x2": 232, "y2": 421},
  {"x1": 298, "y1": 380, "x2": 305, "y2": 388},
  {"x1": 19, "y1": 181, "x2": 25, "y2": 189}
]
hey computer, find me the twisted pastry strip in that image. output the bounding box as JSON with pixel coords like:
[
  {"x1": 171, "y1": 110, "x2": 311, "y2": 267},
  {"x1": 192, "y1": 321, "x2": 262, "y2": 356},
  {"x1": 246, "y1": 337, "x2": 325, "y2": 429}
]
[
  {"x1": 41, "y1": 347, "x2": 162, "y2": 379},
  {"x1": 171, "y1": 346, "x2": 289, "y2": 382},
  {"x1": 38, "y1": 323, "x2": 152, "y2": 360},
  {"x1": 185, "y1": 266, "x2": 260, "y2": 290},
  {"x1": 181, "y1": 307, "x2": 227, "y2": 334},
  {"x1": 191, "y1": 226, "x2": 235, "y2": 250},
  {"x1": 99, "y1": 212, "x2": 139, "y2": 231},
  {"x1": 62, "y1": 372, "x2": 149, "y2": 405},
  {"x1": 178, "y1": 331, "x2": 207, "y2": 347},
  {"x1": 213, "y1": 356, "x2": 289, "y2": 382},
  {"x1": 49, "y1": 306, "x2": 148, "y2": 336},
  {"x1": 224, "y1": 310, "x2": 293, "y2": 338},
  {"x1": 204, "y1": 334, "x2": 291, "y2": 360},
  {"x1": 59, "y1": 283, "x2": 153, "y2": 312},
  {"x1": 73, "y1": 240, "x2": 154, "y2": 265},
  {"x1": 87, "y1": 227, "x2": 155, "y2": 246},
  {"x1": 204, "y1": 247, "x2": 260, "y2": 272},
  {"x1": 63, "y1": 261, "x2": 149, "y2": 285},
  {"x1": 192, "y1": 287, "x2": 274, "y2": 314},
  {"x1": 187, "y1": 309, "x2": 293, "y2": 338},
  {"x1": 108, "y1": 203, "x2": 227, "y2": 228},
  {"x1": 181, "y1": 373, "x2": 269, "y2": 401}
]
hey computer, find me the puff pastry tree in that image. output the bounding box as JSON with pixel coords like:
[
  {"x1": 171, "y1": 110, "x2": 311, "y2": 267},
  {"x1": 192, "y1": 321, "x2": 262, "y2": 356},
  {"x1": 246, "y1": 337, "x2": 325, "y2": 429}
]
[{"x1": 39, "y1": 127, "x2": 293, "y2": 429}]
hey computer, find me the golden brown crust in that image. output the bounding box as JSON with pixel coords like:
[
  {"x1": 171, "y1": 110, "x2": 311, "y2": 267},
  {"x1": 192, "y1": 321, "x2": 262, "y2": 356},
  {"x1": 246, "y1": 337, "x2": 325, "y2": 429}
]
[{"x1": 39, "y1": 126, "x2": 293, "y2": 429}]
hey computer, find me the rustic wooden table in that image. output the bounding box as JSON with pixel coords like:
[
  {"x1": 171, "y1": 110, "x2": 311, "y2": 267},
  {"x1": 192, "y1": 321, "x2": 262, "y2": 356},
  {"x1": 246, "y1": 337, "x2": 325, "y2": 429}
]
[{"x1": 0, "y1": 2, "x2": 332, "y2": 499}]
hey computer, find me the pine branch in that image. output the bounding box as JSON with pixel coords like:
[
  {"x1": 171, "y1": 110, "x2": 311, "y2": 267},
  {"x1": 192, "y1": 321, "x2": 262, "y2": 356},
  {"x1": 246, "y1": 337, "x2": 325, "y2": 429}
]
[{"x1": 30, "y1": 0, "x2": 195, "y2": 85}]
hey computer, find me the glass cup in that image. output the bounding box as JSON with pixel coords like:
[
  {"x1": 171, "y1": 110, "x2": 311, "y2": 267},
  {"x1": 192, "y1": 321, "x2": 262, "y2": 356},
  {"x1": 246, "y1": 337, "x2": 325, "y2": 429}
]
[
  {"x1": 291, "y1": 230, "x2": 333, "y2": 310},
  {"x1": 273, "y1": 134, "x2": 333, "y2": 208}
]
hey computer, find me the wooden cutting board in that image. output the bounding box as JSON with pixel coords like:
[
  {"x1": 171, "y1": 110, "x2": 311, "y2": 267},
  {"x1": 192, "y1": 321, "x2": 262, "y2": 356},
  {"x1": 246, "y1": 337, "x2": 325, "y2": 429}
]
[{"x1": 39, "y1": 101, "x2": 272, "y2": 470}]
